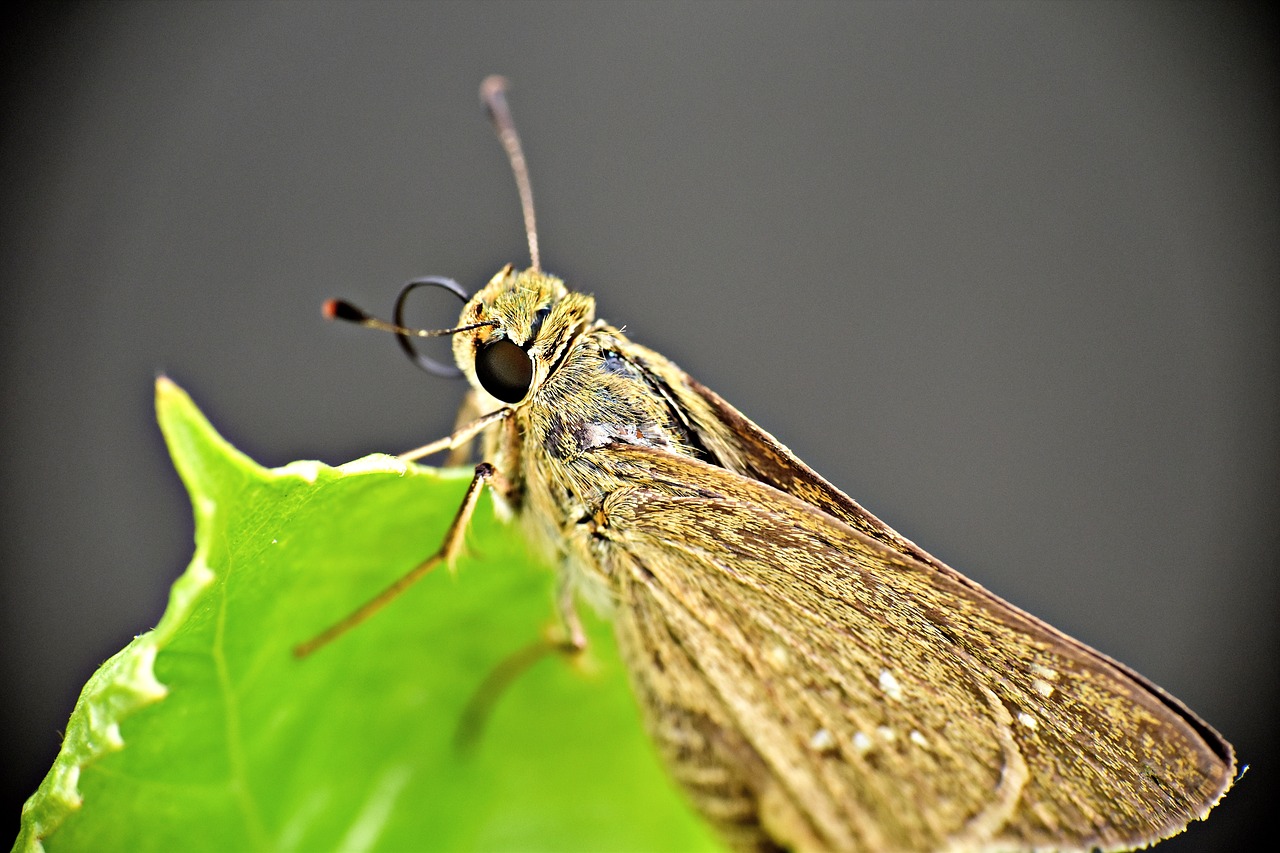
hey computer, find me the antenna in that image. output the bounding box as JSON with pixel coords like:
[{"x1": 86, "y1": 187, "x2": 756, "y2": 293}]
[
  {"x1": 480, "y1": 75, "x2": 540, "y2": 272},
  {"x1": 322, "y1": 298, "x2": 494, "y2": 339}
]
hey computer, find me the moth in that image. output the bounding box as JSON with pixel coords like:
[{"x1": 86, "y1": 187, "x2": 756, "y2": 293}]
[{"x1": 299, "y1": 77, "x2": 1235, "y2": 851}]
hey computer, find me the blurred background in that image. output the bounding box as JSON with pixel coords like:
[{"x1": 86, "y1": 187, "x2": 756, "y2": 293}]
[{"x1": 2, "y1": 2, "x2": 1274, "y2": 848}]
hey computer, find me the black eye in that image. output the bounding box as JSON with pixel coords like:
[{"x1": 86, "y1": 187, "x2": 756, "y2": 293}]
[{"x1": 475, "y1": 338, "x2": 533, "y2": 403}]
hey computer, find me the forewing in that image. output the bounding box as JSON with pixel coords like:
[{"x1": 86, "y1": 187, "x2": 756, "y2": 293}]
[
  {"x1": 595, "y1": 444, "x2": 1233, "y2": 853},
  {"x1": 620, "y1": 339, "x2": 943, "y2": 568}
]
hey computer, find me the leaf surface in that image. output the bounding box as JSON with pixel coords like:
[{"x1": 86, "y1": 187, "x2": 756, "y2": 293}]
[{"x1": 15, "y1": 378, "x2": 717, "y2": 852}]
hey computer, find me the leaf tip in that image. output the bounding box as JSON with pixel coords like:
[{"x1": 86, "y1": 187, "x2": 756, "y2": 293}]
[{"x1": 154, "y1": 374, "x2": 189, "y2": 417}]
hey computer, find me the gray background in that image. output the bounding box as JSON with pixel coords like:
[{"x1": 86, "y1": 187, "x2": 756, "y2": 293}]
[{"x1": 2, "y1": 2, "x2": 1274, "y2": 848}]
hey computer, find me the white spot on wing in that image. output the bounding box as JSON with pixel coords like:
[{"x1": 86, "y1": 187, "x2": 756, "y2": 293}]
[
  {"x1": 808, "y1": 728, "x2": 836, "y2": 753},
  {"x1": 878, "y1": 669, "x2": 903, "y2": 700},
  {"x1": 1030, "y1": 663, "x2": 1060, "y2": 681},
  {"x1": 1018, "y1": 712, "x2": 1039, "y2": 730}
]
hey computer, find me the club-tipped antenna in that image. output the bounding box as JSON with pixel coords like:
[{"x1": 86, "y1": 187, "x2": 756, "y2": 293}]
[
  {"x1": 323, "y1": 298, "x2": 495, "y2": 339},
  {"x1": 481, "y1": 75, "x2": 540, "y2": 272}
]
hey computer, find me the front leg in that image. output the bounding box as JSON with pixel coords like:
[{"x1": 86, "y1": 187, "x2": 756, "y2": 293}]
[{"x1": 294, "y1": 462, "x2": 498, "y2": 658}]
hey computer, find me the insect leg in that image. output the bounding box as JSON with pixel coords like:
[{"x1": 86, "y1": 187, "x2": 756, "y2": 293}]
[
  {"x1": 556, "y1": 574, "x2": 588, "y2": 651},
  {"x1": 451, "y1": 586, "x2": 589, "y2": 752},
  {"x1": 452, "y1": 533, "x2": 590, "y2": 751},
  {"x1": 451, "y1": 634, "x2": 580, "y2": 754},
  {"x1": 398, "y1": 407, "x2": 508, "y2": 462},
  {"x1": 293, "y1": 462, "x2": 496, "y2": 658}
]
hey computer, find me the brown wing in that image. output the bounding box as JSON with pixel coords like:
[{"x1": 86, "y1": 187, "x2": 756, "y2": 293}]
[
  {"x1": 622, "y1": 340, "x2": 945, "y2": 569},
  {"x1": 590, "y1": 444, "x2": 1233, "y2": 852}
]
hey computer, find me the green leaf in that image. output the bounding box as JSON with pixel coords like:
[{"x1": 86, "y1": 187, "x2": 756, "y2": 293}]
[{"x1": 16, "y1": 377, "x2": 719, "y2": 852}]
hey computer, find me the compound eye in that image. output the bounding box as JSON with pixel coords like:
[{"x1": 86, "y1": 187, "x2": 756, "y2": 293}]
[{"x1": 475, "y1": 338, "x2": 533, "y2": 403}]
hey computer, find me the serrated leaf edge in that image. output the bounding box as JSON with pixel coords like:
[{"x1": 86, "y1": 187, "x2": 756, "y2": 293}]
[
  {"x1": 13, "y1": 380, "x2": 397, "y2": 852},
  {"x1": 12, "y1": 382, "x2": 242, "y2": 852},
  {"x1": 14, "y1": 538, "x2": 215, "y2": 853}
]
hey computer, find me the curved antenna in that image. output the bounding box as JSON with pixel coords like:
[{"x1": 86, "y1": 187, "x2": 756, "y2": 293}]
[
  {"x1": 394, "y1": 277, "x2": 471, "y2": 378},
  {"x1": 323, "y1": 278, "x2": 496, "y2": 379},
  {"x1": 481, "y1": 75, "x2": 540, "y2": 272}
]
